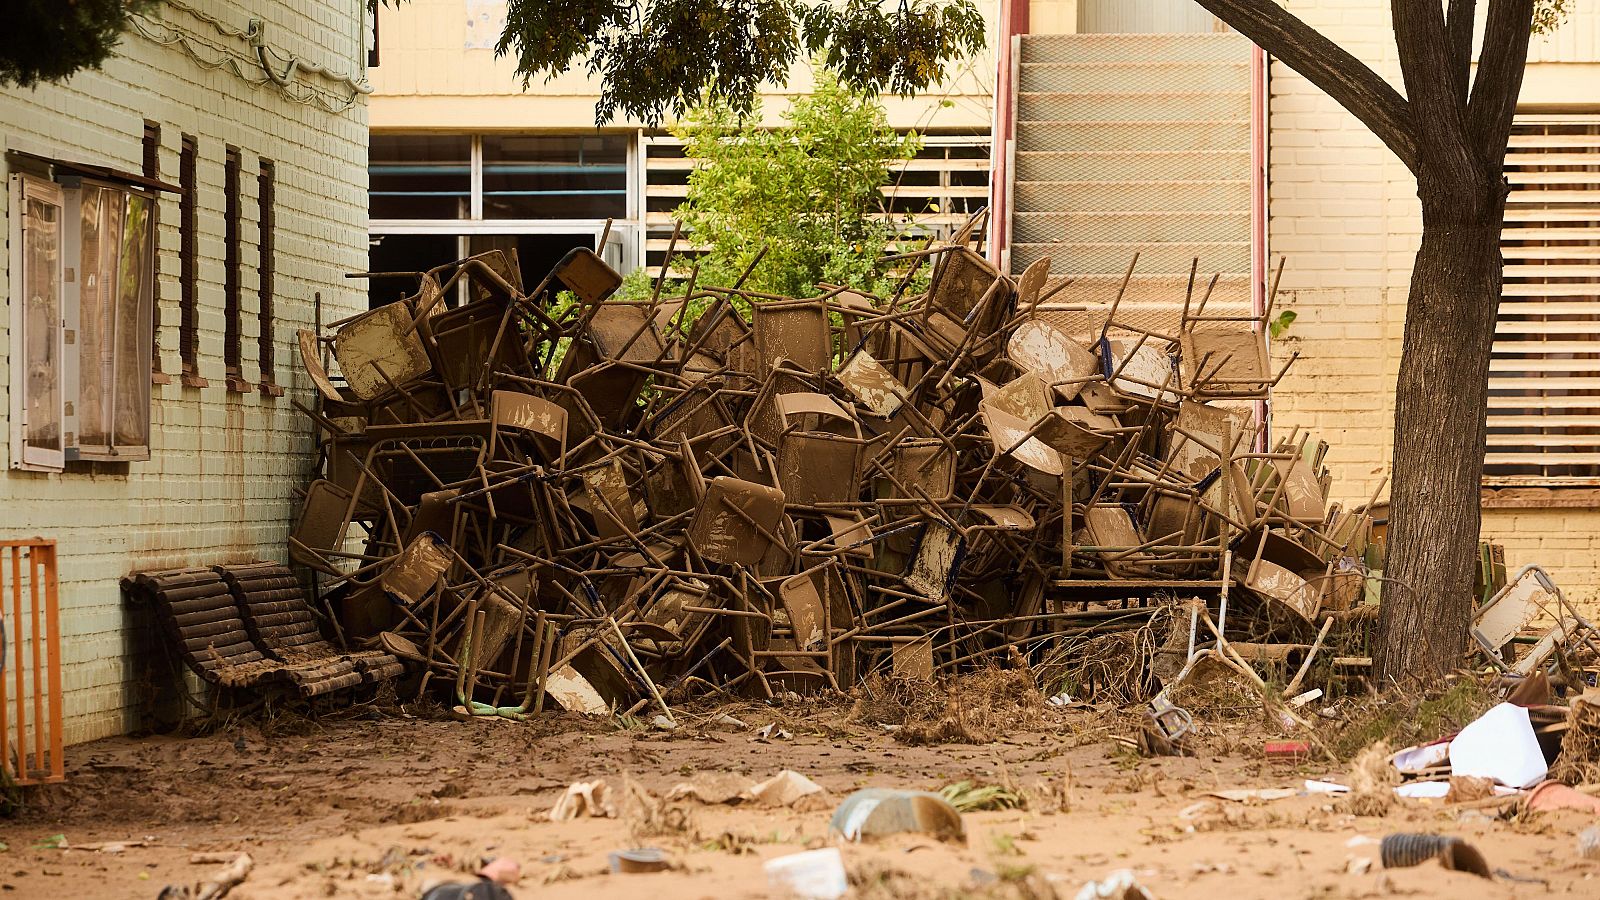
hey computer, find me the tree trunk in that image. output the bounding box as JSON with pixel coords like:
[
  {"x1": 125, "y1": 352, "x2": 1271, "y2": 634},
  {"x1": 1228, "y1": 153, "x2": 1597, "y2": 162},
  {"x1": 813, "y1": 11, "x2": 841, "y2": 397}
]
[{"x1": 1375, "y1": 182, "x2": 1507, "y2": 685}]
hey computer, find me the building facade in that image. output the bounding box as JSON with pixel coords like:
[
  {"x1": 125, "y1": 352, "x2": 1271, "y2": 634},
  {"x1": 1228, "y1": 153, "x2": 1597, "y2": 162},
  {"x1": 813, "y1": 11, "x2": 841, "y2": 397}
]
[
  {"x1": 1, "y1": 0, "x2": 370, "y2": 743},
  {"x1": 1008, "y1": 1, "x2": 1600, "y2": 607},
  {"x1": 365, "y1": 0, "x2": 1000, "y2": 300}
]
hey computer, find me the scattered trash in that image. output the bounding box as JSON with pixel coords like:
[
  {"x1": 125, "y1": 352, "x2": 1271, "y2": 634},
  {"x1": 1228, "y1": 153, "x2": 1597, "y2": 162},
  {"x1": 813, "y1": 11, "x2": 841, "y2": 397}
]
[
  {"x1": 157, "y1": 852, "x2": 254, "y2": 900},
  {"x1": 746, "y1": 770, "x2": 827, "y2": 808},
  {"x1": 1524, "y1": 780, "x2": 1600, "y2": 814},
  {"x1": 1450, "y1": 702, "x2": 1548, "y2": 788},
  {"x1": 1074, "y1": 869, "x2": 1156, "y2": 900},
  {"x1": 420, "y1": 861, "x2": 518, "y2": 900},
  {"x1": 830, "y1": 788, "x2": 965, "y2": 843},
  {"x1": 1208, "y1": 787, "x2": 1298, "y2": 802},
  {"x1": 608, "y1": 848, "x2": 670, "y2": 874},
  {"x1": 764, "y1": 847, "x2": 848, "y2": 900},
  {"x1": 548, "y1": 780, "x2": 615, "y2": 821},
  {"x1": 754, "y1": 723, "x2": 793, "y2": 743},
  {"x1": 1578, "y1": 824, "x2": 1600, "y2": 860},
  {"x1": 1378, "y1": 833, "x2": 1491, "y2": 878},
  {"x1": 1265, "y1": 740, "x2": 1311, "y2": 762}
]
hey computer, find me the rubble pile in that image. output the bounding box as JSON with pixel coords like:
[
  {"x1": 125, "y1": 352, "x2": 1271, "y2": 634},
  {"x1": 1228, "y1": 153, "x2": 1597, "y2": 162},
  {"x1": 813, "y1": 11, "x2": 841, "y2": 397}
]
[{"x1": 277, "y1": 228, "x2": 1383, "y2": 718}]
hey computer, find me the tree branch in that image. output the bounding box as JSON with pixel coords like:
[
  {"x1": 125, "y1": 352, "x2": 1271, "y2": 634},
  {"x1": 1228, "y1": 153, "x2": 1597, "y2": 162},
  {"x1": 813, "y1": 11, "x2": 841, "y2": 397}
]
[
  {"x1": 1193, "y1": 0, "x2": 1417, "y2": 174},
  {"x1": 1391, "y1": 0, "x2": 1475, "y2": 175},
  {"x1": 1468, "y1": 0, "x2": 1535, "y2": 166},
  {"x1": 1445, "y1": 0, "x2": 1477, "y2": 103}
]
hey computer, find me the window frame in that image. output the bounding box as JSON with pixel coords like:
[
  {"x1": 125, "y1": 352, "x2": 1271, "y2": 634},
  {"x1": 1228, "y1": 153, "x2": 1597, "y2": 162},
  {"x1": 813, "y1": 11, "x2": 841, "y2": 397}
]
[
  {"x1": 60, "y1": 176, "x2": 157, "y2": 462},
  {"x1": 8, "y1": 173, "x2": 67, "y2": 471},
  {"x1": 1484, "y1": 112, "x2": 1600, "y2": 487},
  {"x1": 8, "y1": 171, "x2": 157, "y2": 471}
]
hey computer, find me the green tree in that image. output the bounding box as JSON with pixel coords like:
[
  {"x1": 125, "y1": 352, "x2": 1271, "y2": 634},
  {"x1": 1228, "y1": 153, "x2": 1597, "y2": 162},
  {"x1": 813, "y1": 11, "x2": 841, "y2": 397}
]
[
  {"x1": 1192, "y1": 0, "x2": 1572, "y2": 684},
  {"x1": 492, "y1": 0, "x2": 984, "y2": 125},
  {"x1": 1, "y1": 1, "x2": 153, "y2": 89},
  {"x1": 672, "y1": 73, "x2": 919, "y2": 300}
]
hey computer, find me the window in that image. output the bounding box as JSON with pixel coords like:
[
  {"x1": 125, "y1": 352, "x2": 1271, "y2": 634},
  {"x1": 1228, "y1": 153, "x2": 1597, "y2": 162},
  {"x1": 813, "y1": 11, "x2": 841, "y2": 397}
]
[
  {"x1": 142, "y1": 121, "x2": 165, "y2": 379},
  {"x1": 8, "y1": 175, "x2": 66, "y2": 470},
  {"x1": 481, "y1": 134, "x2": 627, "y2": 219},
  {"x1": 223, "y1": 146, "x2": 247, "y2": 392},
  {"x1": 369, "y1": 134, "x2": 471, "y2": 219},
  {"x1": 179, "y1": 135, "x2": 205, "y2": 386},
  {"x1": 638, "y1": 133, "x2": 992, "y2": 275},
  {"x1": 257, "y1": 158, "x2": 281, "y2": 395},
  {"x1": 1486, "y1": 114, "x2": 1600, "y2": 485},
  {"x1": 8, "y1": 172, "x2": 155, "y2": 470}
]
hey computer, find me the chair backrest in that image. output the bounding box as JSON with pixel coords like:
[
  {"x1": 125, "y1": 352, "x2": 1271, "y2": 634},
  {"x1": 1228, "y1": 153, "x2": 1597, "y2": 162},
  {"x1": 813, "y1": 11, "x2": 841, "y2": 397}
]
[
  {"x1": 125, "y1": 567, "x2": 268, "y2": 684},
  {"x1": 218, "y1": 562, "x2": 331, "y2": 658}
]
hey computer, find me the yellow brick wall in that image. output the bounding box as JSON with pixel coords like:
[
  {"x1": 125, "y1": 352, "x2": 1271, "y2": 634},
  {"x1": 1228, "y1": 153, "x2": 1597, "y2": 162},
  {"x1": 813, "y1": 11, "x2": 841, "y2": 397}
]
[
  {"x1": 0, "y1": 0, "x2": 369, "y2": 744},
  {"x1": 1265, "y1": 0, "x2": 1600, "y2": 610}
]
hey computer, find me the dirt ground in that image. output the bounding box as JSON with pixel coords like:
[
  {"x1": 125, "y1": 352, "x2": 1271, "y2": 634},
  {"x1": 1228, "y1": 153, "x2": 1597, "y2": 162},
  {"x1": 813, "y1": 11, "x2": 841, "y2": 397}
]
[{"x1": 2, "y1": 692, "x2": 1596, "y2": 899}]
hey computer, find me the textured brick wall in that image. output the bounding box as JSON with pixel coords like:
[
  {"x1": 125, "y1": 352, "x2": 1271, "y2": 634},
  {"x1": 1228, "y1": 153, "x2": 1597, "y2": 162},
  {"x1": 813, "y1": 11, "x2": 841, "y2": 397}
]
[
  {"x1": 0, "y1": 0, "x2": 369, "y2": 744},
  {"x1": 1265, "y1": 1, "x2": 1600, "y2": 610}
]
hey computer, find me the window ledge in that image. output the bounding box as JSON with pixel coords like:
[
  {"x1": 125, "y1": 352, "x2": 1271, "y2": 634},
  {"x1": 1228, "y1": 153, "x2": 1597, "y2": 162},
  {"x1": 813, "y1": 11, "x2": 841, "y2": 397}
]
[
  {"x1": 258, "y1": 380, "x2": 284, "y2": 398},
  {"x1": 1481, "y1": 487, "x2": 1600, "y2": 509},
  {"x1": 224, "y1": 375, "x2": 252, "y2": 394},
  {"x1": 180, "y1": 372, "x2": 210, "y2": 389},
  {"x1": 151, "y1": 371, "x2": 172, "y2": 386}
]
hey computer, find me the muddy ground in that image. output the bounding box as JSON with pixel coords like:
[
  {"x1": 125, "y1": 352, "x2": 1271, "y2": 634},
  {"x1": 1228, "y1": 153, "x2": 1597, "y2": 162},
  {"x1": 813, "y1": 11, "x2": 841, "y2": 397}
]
[{"x1": 2, "y1": 690, "x2": 1596, "y2": 899}]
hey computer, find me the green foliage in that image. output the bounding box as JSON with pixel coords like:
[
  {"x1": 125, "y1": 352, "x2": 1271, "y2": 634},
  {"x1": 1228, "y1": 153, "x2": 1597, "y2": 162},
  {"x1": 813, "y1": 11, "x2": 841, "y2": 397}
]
[
  {"x1": 0, "y1": 1, "x2": 153, "y2": 88},
  {"x1": 489, "y1": 0, "x2": 986, "y2": 125},
  {"x1": 1268, "y1": 309, "x2": 1297, "y2": 339},
  {"x1": 1533, "y1": 0, "x2": 1573, "y2": 35},
  {"x1": 670, "y1": 73, "x2": 919, "y2": 302},
  {"x1": 940, "y1": 780, "x2": 1022, "y2": 812}
]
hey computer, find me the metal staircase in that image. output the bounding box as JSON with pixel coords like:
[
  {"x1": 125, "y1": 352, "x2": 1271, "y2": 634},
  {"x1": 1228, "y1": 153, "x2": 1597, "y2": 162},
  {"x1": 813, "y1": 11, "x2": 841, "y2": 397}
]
[{"x1": 1006, "y1": 32, "x2": 1257, "y2": 335}]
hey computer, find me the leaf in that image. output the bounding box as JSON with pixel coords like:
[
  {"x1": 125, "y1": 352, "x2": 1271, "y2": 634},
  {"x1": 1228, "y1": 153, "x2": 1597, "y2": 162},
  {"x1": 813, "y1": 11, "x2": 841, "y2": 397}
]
[{"x1": 1269, "y1": 309, "x2": 1298, "y2": 339}]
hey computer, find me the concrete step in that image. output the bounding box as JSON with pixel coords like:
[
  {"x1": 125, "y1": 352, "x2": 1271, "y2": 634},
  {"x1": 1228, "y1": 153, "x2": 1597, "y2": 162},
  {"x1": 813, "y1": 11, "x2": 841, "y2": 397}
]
[
  {"x1": 1015, "y1": 119, "x2": 1251, "y2": 153},
  {"x1": 1019, "y1": 32, "x2": 1253, "y2": 65},
  {"x1": 1019, "y1": 61, "x2": 1249, "y2": 94},
  {"x1": 1012, "y1": 210, "x2": 1252, "y2": 245},
  {"x1": 1014, "y1": 149, "x2": 1251, "y2": 184},
  {"x1": 1012, "y1": 241, "x2": 1251, "y2": 277},
  {"x1": 1014, "y1": 179, "x2": 1251, "y2": 214},
  {"x1": 1018, "y1": 90, "x2": 1250, "y2": 123}
]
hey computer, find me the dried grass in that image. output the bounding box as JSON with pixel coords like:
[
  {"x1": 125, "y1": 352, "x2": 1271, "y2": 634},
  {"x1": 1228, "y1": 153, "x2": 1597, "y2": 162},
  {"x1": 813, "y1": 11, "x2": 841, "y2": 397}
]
[
  {"x1": 1551, "y1": 690, "x2": 1600, "y2": 785},
  {"x1": 848, "y1": 668, "x2": 1047, "y2": 746}
]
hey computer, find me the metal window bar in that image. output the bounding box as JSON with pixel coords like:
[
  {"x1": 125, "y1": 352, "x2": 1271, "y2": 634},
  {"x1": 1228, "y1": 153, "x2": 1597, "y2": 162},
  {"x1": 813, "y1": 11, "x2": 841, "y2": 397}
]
[
  {"x1": 143, "y1": 120, "x2": 163, "y2": 377},
  {"x1": 178, "y1": 135, "x2": 205, "y2": 385},
  {"x1": 223, "y1": 146, "x2": 245, "y2": 389},
  {"x1": 258, "y1": 159, "x2": 279, "y2": 394}
]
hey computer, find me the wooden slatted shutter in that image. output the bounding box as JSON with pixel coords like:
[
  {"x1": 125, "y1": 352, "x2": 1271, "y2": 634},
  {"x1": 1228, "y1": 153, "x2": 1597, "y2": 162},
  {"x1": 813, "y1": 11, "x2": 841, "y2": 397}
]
[{"x1": 1486, "y1": 114, "x2": 1600, "y2": 484}]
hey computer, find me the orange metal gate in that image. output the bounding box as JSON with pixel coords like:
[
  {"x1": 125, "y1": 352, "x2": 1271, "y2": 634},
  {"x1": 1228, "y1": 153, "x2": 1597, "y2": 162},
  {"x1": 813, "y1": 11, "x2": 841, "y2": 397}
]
[{"x1": 0, "y1": 539, "x2": 64, "y2": 785}]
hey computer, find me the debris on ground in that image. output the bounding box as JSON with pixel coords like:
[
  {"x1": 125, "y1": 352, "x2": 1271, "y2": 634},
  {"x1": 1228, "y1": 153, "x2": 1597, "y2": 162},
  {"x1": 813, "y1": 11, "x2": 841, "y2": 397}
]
[
  {"x1": 1378, "y1": 833, "x2": 1492, "y2": 879},
  {"x1": 764, "y1": 847, "x2": 848, "y2": 900},
  {"x1": 830, "y1": 787, "x2": 965, "y2": 842}
]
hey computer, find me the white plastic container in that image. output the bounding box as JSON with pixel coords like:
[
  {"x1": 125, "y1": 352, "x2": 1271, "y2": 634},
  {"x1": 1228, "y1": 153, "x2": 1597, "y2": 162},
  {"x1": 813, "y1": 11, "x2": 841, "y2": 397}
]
[{"x1": 764, "y1": 847, "x2": 848, "y2": 900}]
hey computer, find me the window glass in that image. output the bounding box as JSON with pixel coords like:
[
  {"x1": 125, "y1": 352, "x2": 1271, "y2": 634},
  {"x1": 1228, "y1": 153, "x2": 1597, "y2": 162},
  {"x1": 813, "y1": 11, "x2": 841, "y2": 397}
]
[
  {"x1": 77, "y1": 184, "x2": 116, "y2": 449},
  {"x1": 370, "y1": 134, "x2": 471, "y2": 219},
  {"x1": 22, "y1": 190, "x2": 64, "y2": 455},
  {"x1": 481, "y1": 134, "x2": 627, "y2": 219},
  {"x1": 115, "y1": 192, "x2": 153, "y2": 448}
]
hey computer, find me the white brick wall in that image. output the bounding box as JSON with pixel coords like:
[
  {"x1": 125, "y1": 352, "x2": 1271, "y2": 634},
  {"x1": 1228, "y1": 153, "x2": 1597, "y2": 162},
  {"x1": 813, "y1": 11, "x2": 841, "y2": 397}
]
[
  {"x1": 1265, "y1": 0, "x2": 1600, "y2": 608},
  {"x1": 0, "y1": 0, "x2": 369, "y2": 744}
]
